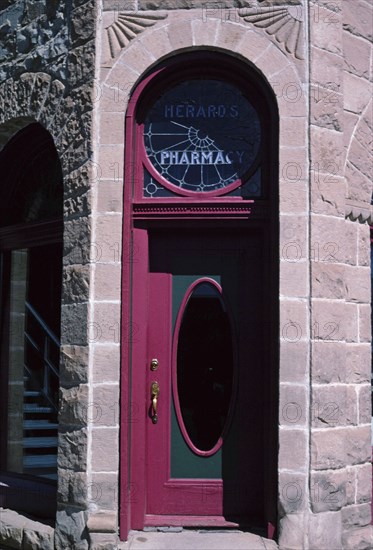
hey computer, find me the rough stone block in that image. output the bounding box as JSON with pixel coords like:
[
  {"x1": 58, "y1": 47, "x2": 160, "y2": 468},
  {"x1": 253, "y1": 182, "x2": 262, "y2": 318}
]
[
  {"x1": 280, "y1": 216, "x2": 308, "y2": 263},
  {"x1": 118, "y1": 37, "x2": 156, "y2": 76},
  {"x1": 311, "y1": 263, "x2": 346, "y2": 300},
  {"x1": 342, "y1": 525, "x2": 373, "y2": 550},
  {"x1": 62, "y1": 265, "x2": 90, "y2": 304},
  {"x1": 308, "y1": 511, "x2": 342, "y2": 549},
  {"x1": 278, "y1": 473, "x2": 307, "y2": 514},
  {"x1": 280, "y1": 147, "x2": 308, "y2": 184},
  {"x1": 92, "y1": 344, "x2": 120, "y2": 384},
  {"x1": 279, "y1": 384, "x2": 307, "y2": 427},
  {"x1": 278, "y1": 512, "x2": 305, "y2": 549},
  {"x1": 356, "y1": 463, "x2": 373, "y2": 505},
  {"x1": 280, "y1": 299, "x2": 308, "y2": 344},
  {"x1": 280, "y1": 260, "x2": 308, "y2": 298},
  {"x1": 237, "y1": 28, "x2": 273, "y2": 65},
  {"x1": 55, "y1": 509, "x2": 89, "y2": 550},
  {"x1": 254, "y1": 42, "x2": 290, "y2": 80},
  {"x1": 280, "y1": 340, "x2": 308, "y2": 384},
  {"x1": 311, "y1": 426, "x2": 371, "y2": 470},
  {"x1": 59, "y1": 384, "x2": 89, "y2": 427},
  {"x1": 99, "y1": 112, "x2": 125, "y2": 145},
  {"x1": 214, "y1": 21, "x2": 247, "y2": 51},
  {"x1": 94, "y1": 264, "x2": 121, "y2": 301},
  {"x1": 191, "y1": 18, "x2": 220, "y2": 47},
  {"x1": 61, "y1": 303, "x2": 89, "y2": 346},
  {"x1": 92, "y1": 384, "x2": 121, "y2": 428},
  {"x1": 280, "y1": 117, "x2": 307, "y2": 148},
  {"x1": 168, "y1": 19, "x2": 193, "y2": 50},
  {"x1": 342, "y1": 503, "x2": 372, "y2": 529},
  {"x1": 97, "y1": 145, "x2": 124, "y2": 182},
  {"x1": 345, "y1": 302, "x2": 359, "y2": 343},
  {"x1": 60, "y1": 345, "x2": 89, "y2": 387},
  {"x1": 310, "y1": 467, "x2": 355, "y2": 512},
  {"x1": 57, "y1": 470, "x2": 88, "y2": 507},
  {"x1": 58, "y1": 428, "x2": 88, "y2": 471},
  {"x1": 91, "y1": 302, "x2": 121, "y2": 345},
  {"x1": 310, "y1": 125, "x2": 344, "y2": 177},
  {"x1": 88, "y1": 532, "x2": 118, "y2": 550},
  {"x1": 345, "y1": 160, "x2": 372, "y2": 204},
  {"x1": 342, "y1": 219, "x2": 358, "y2": 266},
  {"x1": 96, "y1": 181, "x2": 123, "y2": 215},
  {"x1": 91, "y1": 428, "x2": 119, "y2": 472},
  {"x1": 310, "y1": 216, "x2": 345, "y2": 264},
  {"x1": 344, "y1": 72, "x2": 372, "y2": 114},
  {"x1": 312, "y1": 341, "x2": 346, "y2": 383},
  {"x1": 89, "y1": 473, "x2": 119, "y2": 510},
  {"x1": 346, "y1": 344, "x2": 371, "y2": 384},
  {"x1": 0, "y1": 508, "x2": 24, "y2": 549},
  {"x1": 23, "y1": 525, "x2": 54, "y2": 550},
  {"x1": 311, "y1": 46, "x2": 343, "y2": 89},
  {"x1": 93, "y1": 214, "x2": 122, "y2": 265},
  {"x1": 312, "y1": 299, "x2": 347, "y2": 342},
  {"x1": 311, "y1": 385, "x2": 357, "y2": 428},
  {"x1": 359, "y1": 304, "x2": 371, "y2": 343},
  {"x1": 357, "y1": 385, "x2": 371, "y2": 425},
  {"x1": 63, "y1": 217, "x2": 91, "y2": 266},
  {"x1": 310, "y1": 4, "x2": 342, "y2": 55},
  {"x1": 310, "y1": 174, "x2": 345, "y2": 217},
  {"x1": 279, "y1": 429, "x2": 307, "y2": 471},
  {"x1": 279, "y1": 182, "x2": 307, "y2": 214},
  {"x1": 100, "y1": 68, "x2": 139, "y2": 112},
  {"x1": 269, "y1": 66, "x2": 307, "y2": 117},
  {"x1": 343, "y1": 0, "x2": 373, "y2": 41},
  {"x1": 358, "y1": 224, "x2": 370, "y2": 267},
  {"x1": 349, "y1": 137, "x2": 373, "y2": 182},
  {"x1": 344, "y1": 31, "x2": 372, "y2": 79}
]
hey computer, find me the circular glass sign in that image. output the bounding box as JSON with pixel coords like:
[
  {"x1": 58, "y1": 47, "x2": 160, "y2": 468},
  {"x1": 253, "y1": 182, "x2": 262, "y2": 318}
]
[{"x1": 143, "y1": 80, "x2": 261, "y2": 194}]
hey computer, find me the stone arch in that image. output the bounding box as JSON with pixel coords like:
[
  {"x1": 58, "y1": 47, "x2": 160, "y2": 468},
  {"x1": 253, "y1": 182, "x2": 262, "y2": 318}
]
[
  {"x1": 102, "y1": 17, "x2": 306, "y2": 121},
  {"x1": 0, "y1": 73, "x2": 65, "y2": 153}
]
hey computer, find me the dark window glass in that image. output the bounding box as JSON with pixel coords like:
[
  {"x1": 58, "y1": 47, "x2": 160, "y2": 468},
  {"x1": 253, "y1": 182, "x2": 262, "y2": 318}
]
[
  {"x1": 177, "y1": 282, "x2": 234, "y2": 452},
  {"x1": 144, "y1": 80, "x2": 261, "y2": 194}
]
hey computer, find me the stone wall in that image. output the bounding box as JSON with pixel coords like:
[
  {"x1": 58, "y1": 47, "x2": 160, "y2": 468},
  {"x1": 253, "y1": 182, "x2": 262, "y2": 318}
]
[
  {"x1": 307, "y1": 1, "x2": 372, "y2": 548},
  {"x1": 0, "y1": 0, "x2": 96, "y2": 548}
]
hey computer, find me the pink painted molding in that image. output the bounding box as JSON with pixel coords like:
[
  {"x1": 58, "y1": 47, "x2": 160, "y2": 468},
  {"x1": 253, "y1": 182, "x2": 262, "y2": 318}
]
[{"x1": 238, "y1": 3, "x2": 305, "y2": 60}]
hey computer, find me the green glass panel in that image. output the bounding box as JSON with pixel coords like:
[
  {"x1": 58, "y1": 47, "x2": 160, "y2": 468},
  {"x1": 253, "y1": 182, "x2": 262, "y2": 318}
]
[{"x1": 171, "y1": 275, "x2": 223, "y2": 479}]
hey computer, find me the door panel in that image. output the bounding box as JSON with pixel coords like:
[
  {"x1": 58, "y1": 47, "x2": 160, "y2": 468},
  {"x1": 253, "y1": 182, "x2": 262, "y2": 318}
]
[{"x1": 138, "y1": 227, "x2": 267, "y2": 523}]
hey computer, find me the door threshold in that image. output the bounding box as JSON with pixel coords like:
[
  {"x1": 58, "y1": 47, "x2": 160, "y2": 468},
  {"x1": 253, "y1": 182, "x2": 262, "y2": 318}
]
[{"x1": 144, "y1": 515, "x2": 240, "y2": 528}]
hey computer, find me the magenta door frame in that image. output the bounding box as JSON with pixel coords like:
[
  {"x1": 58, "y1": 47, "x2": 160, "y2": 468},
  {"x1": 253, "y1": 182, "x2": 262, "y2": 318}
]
[{"x1": 120, "y1": 52, "x2": 279, "y2": 541}]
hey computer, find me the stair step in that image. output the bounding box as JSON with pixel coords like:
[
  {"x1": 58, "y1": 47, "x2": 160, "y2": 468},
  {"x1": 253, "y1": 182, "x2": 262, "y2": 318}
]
[
  {"x1": 23, "y1": 455, "x2": 57, "y2": 468},
  {"x1": 37, "y1": 473, "x2": 58, "y2": 481},
  {"x1": 23, "y1": 437, "x2": 58, "y2": 448},
  {"x1": 24, "y1": 404, "x2": 53, "y2": 413},
  {"x1": 24, "y1": 391, "x2": 41, "y2": 398},
  {"x1": 24, "y1": 420, "x2": 58, "y2": 430}
]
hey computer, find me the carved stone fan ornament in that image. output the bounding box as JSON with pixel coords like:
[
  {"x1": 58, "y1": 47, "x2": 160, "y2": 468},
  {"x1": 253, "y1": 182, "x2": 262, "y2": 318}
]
[
  {"x1": 238, "y1": 4, "x2": 305, "y2": 60},
  {"x1": 105, "y1": 12, "x2": 168, "y2": 60}
]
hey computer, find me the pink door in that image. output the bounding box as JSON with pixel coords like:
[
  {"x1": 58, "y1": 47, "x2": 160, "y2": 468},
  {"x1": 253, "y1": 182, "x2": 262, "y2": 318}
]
[{"x1": 129, "y1": 225, "x2": 274, "y2": 531}]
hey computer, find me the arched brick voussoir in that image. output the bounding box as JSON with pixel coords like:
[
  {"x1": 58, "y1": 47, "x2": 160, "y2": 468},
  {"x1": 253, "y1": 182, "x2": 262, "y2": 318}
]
[
  {"x1": 268, "y1": 65, "x2": 307, "y2": 119},
  {"x1": 0, "y1": 73, "x2": 66, "y2": 149}
]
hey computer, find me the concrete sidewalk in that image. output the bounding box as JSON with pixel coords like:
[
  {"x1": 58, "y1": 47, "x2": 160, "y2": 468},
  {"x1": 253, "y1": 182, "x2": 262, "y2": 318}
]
[{"x1": 120, "y1": 529, "x2": 279, "y2": 550}]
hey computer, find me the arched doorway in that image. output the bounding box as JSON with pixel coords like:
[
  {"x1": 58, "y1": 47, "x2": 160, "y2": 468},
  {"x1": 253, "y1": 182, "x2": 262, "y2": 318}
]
[
  {"x1": 0, "y1": 122, "x2": 63, "y2": 517},
  {"x1": 120, "y1": 52, "x2": 279, "y2": 539}
]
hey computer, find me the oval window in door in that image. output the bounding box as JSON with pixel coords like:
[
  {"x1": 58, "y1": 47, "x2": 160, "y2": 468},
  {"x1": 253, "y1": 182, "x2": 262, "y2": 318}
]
[{"x1": 173, "y1": 279, "x2": 235, "y2": 456}]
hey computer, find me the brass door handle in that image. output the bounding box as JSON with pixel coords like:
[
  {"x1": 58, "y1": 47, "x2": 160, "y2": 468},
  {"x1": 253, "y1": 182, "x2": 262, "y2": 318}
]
[{"x1": 151, "y1": 381, "x2": 160, "y2": 424}]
